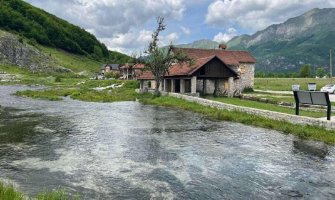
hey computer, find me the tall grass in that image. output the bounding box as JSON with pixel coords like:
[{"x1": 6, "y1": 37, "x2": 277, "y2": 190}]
[{"x1": 0, "y1": 182, "x2": 24, "y2": 200}]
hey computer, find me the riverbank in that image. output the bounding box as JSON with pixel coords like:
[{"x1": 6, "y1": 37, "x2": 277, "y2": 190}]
[
  {"x1": 12, "y1": 81, "x2": 335, "y2": 144},
  {"x1": 139, "y1": 95, "x2": 335, "y2": 144}
]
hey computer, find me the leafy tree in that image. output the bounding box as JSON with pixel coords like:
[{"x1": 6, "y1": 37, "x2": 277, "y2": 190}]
[
  {"x1": 299, "y1": 64, "x2": 312, "y2": 78},
  {"x1": 141, "y1": 17, "x2": 191, "y2": 93},
  {"x1": 316, "y1": 67, "x2": 327, "y2": 78}
]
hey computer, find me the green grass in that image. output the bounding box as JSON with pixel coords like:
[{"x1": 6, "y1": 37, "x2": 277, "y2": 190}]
[
  {"x1": 243, "y1": 93, "x2": 295, "y2": 103},
  {"x1": 0, "y1": 182, "x2": 79, "y2": 200},
  {"x1": 139, "y1": 95, "x2": 335, "y2": 144},
  {"x1": 39, "y1": 46, "x2": 103, "y2": 74},
  {"x1": 0, "y1": 182, "x2": 24, "y2": 200},
  {"x1": 16, "y1": 80, "x2": 140, "y2": 102},
  {"x1": 207, "y1": 96, "x2": 326, "y2": 118},
  {"x1": 254, "y1": 78, "x2": 334, "y2": 91},
  {"x1": 37, "y1": 190, "x2": 79, "y2": 200}
]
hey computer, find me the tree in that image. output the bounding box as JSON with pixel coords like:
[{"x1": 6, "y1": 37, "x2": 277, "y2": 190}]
[
  {"x1": 316, "y1": 67, "x2": 326, "y2": 78},
  {"x1": 142, "y1": 17, "x2": 191, "y2": 94},
  {"x1": 299, "y1": 64, "x2": 312, "y2": 78}
]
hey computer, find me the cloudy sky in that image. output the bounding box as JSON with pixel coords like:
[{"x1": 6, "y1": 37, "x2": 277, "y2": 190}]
[{"x1": 25, "y1": 0, "x2": 335, "y2": 55}]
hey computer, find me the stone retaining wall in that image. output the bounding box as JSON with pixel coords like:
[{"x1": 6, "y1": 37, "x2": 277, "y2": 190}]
[{"x1": 166, "y1": 92, "x2": 335, "y2": 130}]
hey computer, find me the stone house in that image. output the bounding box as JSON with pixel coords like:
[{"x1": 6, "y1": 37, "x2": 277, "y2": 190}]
[
  {"x1": 120, "y1": 63, "x2": 145, "y2": 80},
  {"x1": 101, "y1": 64, "x2": 120, "y2": 75},
  {"x1": 137, "y1": 47, "x2": 256, "y2": 96}
]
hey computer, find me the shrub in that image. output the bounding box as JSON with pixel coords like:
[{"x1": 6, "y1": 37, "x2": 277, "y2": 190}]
[
  {"x1": 54, "y1": 76, "x2": 62, "y2": 82},
  {"x1": 242, "y1": 87, "x2": 254, "y2": 93},
  {"x1": 105, "y1": 72, "x2": 120, "y2": 79}
]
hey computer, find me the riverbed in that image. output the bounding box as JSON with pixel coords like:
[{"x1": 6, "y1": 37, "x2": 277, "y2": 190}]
[{"x1": 0, "y1": 85, "x2": 334, "y2": 199}]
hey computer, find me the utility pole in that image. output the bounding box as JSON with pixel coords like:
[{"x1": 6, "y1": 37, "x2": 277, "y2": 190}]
[{"x1": 330, "y1": 49, "x2": 333, "y2": 83}]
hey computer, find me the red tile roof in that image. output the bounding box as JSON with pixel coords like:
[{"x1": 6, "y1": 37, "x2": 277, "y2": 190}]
[
  {"x1": 133, "y1": 63, "x2": 145, "y2": 69},
  {"x1": 137, "y1": 47, "x2": 256, "y2": 80},
  {"x1": 166, "y1": 56, "x2": 214, "y2": 76},
  {"x1": 172, "y1": 47, "x2": 256, "y2": 65},
  {"x1": 120, "y1": 63, "x2": 145, "y2": 69},
  {"x1": 137, "y1": 71, "x2": 155, "y2": 80}
]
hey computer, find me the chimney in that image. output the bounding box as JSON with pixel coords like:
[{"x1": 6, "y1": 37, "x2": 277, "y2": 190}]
[{"x1": 219, "y1": 44, "x2": 227, "y2": 50}]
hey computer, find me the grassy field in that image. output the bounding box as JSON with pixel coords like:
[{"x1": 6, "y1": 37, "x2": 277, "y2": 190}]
[
  {"x1": 139, "y1": 95, "x2": 335, "y2": 144},
  {"x1": 0, "y1": 182, "x2": 78, "y2": 200},
  {"x1": 39, "y1": 46, "x2": 103, "y2": 74},
  {"x1": 254, "y1": 78, "x2": 334, "y2": 91},
  {"x1": 207, "y1": 96, "x2": 326, "y2": 118},
  {"x1": 243, "y1": 92, "x2": 295, "y2": 103}
]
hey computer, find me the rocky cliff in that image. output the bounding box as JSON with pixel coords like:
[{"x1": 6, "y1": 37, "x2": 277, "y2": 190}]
[{"x1": 0, "y1": 30, "x2": 70, "y2": 72}]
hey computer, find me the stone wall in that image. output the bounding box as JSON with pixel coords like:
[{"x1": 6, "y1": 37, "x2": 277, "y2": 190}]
[
  {"x1": 166, "y1": 92, "x2": 335, "y2": 130},
  {"x1": 195, "y1": 79, "x2": 226, "y2": 95},
  {"x1": 231, "y1": 63, "x2": 255, "y2": 92}
]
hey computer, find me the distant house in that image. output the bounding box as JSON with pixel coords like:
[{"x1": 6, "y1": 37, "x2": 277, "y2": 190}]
[
  {"x1": 120, "y1": 63, "x2": 145, "y2": 80},
  {"x1": 137, "y1": 46, "x2": 256, "y2": 96},
  {"x1": 101, "y1": 64, "x2": 120, "y2": 75}
]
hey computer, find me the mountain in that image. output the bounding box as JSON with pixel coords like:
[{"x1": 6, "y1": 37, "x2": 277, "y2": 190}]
[
  {"x1": 0, "y1": 0, "x2": 132, "y2": 73},
  {"x1": 227, "y1": 8, "x2": 335, "y2": 73},
  {"x1": 174, "y1": 39, "x2": 219, "y2": 49},
  {"x1": 0, "y1": 0, "x2": 109, "y2": 59}
]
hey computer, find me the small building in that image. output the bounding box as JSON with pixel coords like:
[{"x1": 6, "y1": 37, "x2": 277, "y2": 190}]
[
  {"x1": 101, "y1": 64, "x2": 120, "y2": 75},
  {"x1": 120, "y1": 63, "x2": 145, "y2": 80},
  {"x1": 137, "y1": 47, "x2": 256, "y2": 96}
]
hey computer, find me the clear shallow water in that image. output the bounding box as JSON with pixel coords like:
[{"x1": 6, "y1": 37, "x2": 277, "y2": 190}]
[{"x1": 0, "y1": 85, "x2": 335, "y2": 199}]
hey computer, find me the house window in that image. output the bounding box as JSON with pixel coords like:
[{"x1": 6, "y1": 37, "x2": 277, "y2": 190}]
[{"x1": 200, "y1": 67, "x2": 205, "y2": 75}]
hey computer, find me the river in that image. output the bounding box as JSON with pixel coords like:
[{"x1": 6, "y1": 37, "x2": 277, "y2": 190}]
[{"x1": 0, "y1": 85, "x2": 335, "y2": 199}]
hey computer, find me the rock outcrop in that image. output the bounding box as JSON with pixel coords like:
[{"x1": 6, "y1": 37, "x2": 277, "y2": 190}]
[{"x1": 0, "y1": 30, "x2": 70, "y2": 73}]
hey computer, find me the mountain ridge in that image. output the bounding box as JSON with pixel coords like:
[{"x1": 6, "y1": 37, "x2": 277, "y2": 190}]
[{"x1": 174, "y1": 8, "x2": 335, "y2": 73}]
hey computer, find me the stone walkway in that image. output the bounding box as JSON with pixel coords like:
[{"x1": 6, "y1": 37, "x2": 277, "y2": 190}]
[{"x1": 166, "y1": 92, "x2": 335, "y2": 130}]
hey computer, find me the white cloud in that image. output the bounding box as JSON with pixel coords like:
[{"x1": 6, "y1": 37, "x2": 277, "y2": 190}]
[
  {"x1": 100, "y1": 30, "x2": 179, "y2": 54},
  {"x1": 161, "y1": 32, "x2": 179, "y2": 46},
  {"x1": 213, "y1": 28, "x2": 237, "y2": 43},
  {"x1": 206, "y1": 0, "x2": 335, "y2": 31},
  {"x1": 26, "y1": 0, "x2": 185, "y2": 53},
  {"x1": 180, "y1": 26, "x2": 191, "y2": 35},
  {"x1": 27, "y1": 0, "x2": 185, "y2": 37}
]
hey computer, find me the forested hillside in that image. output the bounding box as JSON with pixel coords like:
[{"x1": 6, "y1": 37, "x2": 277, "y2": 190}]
[
  {"x1": 0, "y1": 0, "x2": 109, "y2": 59},
  {"x1": 227, "y1": 8, "x2": 335, "y2": 73}
]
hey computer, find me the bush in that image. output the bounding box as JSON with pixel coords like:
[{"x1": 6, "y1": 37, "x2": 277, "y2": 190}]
[
  {"x1": 242, "y1": 87, "x2": 254, "y2": 93},
  {"x1": 105, "y1": 72, "x2": 120, "y2": 79},
  {"x1": 54, "y1": 76, "x2": 61, "y2": 82}
]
